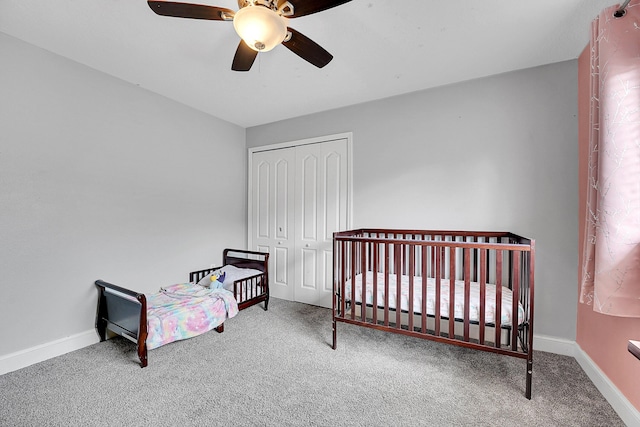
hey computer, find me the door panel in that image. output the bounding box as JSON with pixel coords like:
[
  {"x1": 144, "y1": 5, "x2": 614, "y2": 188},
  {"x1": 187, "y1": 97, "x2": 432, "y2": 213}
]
[
  {"x1": 274, "y1": 246, "x2": 289, "y2": 287},
  {"x1": 323, "y1": 249, "x2": 333, "y2": 293},
  {"x1": 275, "y1": 160, "x2": 290, "y2": 241},
  {"x1": 250, "y1": 149, "x2": 295, "y2": 301},
  {"x1": 257, "y1": 161, "x2": 270, "y2": 238},
  {"x1": 325, "y1": 152, "x2": 341, "y2": 241},
  {"x1": 294, "y1": 139, "x2": 348, "y2": 307},
  {"x1": 301, "y1": 248, "x2": 317, "y2": 290},
  {"x1": 301, "y1": 154, "x2": 318, "y2": 241}
]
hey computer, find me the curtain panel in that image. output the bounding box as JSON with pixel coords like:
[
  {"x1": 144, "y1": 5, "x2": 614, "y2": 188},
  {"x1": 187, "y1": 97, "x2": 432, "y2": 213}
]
[{"x1": 581, "y1": 1, "x2": 640, "y2": 317}]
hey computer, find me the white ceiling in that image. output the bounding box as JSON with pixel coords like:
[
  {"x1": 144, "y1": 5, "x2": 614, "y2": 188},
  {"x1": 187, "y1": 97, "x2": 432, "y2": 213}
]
[{"x1": 0, "y1": 0, "x2": 617, "y2": 128}]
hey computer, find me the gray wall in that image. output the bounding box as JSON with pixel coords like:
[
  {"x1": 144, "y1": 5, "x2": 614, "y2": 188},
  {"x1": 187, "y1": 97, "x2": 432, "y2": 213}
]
[
  {"x1": 0, "y1": 33, "x2": 246, "y2": 356},
  {"x1": 247, "y1": 61, "x2": 579, "y2": 340}
]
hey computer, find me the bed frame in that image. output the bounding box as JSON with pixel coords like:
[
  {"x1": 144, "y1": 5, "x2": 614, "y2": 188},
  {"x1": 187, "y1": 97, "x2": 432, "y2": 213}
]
[
  {"x1": 332, "y1": 229, "x2": 535, "y2": 399},
  {"x1": 95, "y1": 248, "x2": 269, "y2": 367}
]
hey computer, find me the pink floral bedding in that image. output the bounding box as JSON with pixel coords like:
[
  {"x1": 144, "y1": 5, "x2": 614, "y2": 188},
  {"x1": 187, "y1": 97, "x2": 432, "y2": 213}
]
[{"x1": 145, "y1": 283, "x2": 238, "y2": 350}]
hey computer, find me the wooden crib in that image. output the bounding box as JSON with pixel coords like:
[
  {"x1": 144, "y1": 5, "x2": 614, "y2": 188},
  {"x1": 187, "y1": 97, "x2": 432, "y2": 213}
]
[{"x1": 332, "y1": 229, "x2": 535, "y2": 399}]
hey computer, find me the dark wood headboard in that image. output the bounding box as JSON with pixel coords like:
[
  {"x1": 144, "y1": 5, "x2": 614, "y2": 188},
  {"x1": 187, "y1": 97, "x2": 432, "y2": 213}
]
[{"x1": 223, "y1": 248, "x2": 269, "y2": 272}]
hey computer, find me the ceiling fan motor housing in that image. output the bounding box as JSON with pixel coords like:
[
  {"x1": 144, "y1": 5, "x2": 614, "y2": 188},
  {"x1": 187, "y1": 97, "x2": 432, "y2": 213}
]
[
  {"x1": 233, "y1": 4, "x2": 288, "y2": 51},
  {"x1": 237, "y1": 0, "x2": 294, "y2": 16}
]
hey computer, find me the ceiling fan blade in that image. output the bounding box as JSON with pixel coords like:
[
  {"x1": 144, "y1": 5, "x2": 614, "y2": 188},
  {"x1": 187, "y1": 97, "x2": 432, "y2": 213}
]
[
  {"x1": 147, "y1": 1, "x2": 234, "y2": 21},
  {"x1": 282, "y1": 27, "x2": 333, "y2": 68},
  {"x1": 232, "y1": 40, "x2": 259, "y2": 71},
  {"x1": 278, "y1": 0, "x2": 352, "y2": 18}
]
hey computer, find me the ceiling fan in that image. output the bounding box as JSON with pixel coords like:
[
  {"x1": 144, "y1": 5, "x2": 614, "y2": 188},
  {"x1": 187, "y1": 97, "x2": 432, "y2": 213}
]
[{"x1": 147, "y1": 0, "x2": 353, "y2": 71}]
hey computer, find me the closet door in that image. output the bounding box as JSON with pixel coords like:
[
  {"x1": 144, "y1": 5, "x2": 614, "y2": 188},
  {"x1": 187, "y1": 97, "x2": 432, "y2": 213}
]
[
  {"x1": 294, "y1": 139, "x2": 348, "y2": 307},
  {"x1": 250, "y1": 148, "x2": 296, "y2": 301},
  {"x1": 249, "y1": 135, "x2": 350, "y2": 308}
]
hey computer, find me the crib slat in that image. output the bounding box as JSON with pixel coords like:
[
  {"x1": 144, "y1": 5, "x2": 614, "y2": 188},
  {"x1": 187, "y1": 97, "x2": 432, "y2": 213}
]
[
  {"x1": 479, "y1": 248, "x2": 487, "y2": 345},
  {"x1": 495, "y1": 250, "x2": 503, "y2": 348},
  {"x1": 431, "y1": 240, "x2": 436, "y2": 280},
  {"x1": 449, "y1": 246, "x2": 456, "y2": 339},
  {"x1": 435, "y1": 247, "x2": 442, "y2": 337},
  {"x1": 331, "y1": 237, "x2": 344, "y2": 350},
  {"x1": 341, "y1": 241, "x2": 346, "y2": 318},
  {"x1": 350, "y1": 241, "x2": 357, "y2": 321},
  {"x1": 421, "y1": 246, "x2": 428, "y2": 333},
  {"x1": 512, "y1": 251, "x2": 520, "y2": 351},
  {"x1": 359, "y1": 242, "x2": 367, "y2": 322},
  {"x1": 463, "y1": 247, "x2": 471, "y2": 341},
  {"x1": 372, "y1": 243, "x2": 379, "y2": 325},
  {"x1": 472, "y1": 236, "x2": 478, "y2": 282},
  {"x1": 408, "y1": 245, "x2": 415, "y2": 331},
  {"x1": 395, "y1": 244, "x2": 402, "y2": 328},
  {"x1": 384, "y1": 243, "x2": 390, "y2": 327}
]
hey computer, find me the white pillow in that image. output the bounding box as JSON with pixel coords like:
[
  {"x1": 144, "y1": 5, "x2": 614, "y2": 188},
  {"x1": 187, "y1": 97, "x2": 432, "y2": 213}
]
[{"x1": 216, "y1": 264, "x2": 263, "y2": 286}]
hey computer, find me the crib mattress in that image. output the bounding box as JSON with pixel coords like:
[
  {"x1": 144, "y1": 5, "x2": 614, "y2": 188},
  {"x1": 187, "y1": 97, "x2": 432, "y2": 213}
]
[
  {"x1": 145, "y1": 283, "x2": 239, "y2": 350},
  {"x1": 343, "y1": 272, "x2": 525, "y2": 326}
]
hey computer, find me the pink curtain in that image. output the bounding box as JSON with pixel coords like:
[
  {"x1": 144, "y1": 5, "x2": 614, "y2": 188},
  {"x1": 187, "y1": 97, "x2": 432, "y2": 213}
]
[{"x1": 581, "y1": 1, "x2": 640, "y2": 317}]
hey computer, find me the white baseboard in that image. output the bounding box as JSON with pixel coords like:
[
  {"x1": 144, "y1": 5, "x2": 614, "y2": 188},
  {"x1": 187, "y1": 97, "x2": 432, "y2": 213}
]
[
  {"x1": 574, "y1": 343, "x2": 640, "y2": 427},
  {"x1": 533, "y1": 333, "x2": 577, "y2": 356},
  {"x1": 0, "y1": 330, "x2": 99, "y2": 375},
  {"x1": 534, "y1": 334, "x2": 640, "y2": 425}
]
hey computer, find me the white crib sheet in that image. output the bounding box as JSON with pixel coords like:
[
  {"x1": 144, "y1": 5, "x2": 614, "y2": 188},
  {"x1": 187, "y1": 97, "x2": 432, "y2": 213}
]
[{"x1": 343, "y1": 272, "x2": 525, "y2": 326}]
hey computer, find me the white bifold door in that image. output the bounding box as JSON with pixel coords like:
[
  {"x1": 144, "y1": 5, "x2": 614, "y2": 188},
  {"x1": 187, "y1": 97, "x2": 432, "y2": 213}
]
[{"x1": 249, "y1": 136, "x2": 350, "y2": 308}]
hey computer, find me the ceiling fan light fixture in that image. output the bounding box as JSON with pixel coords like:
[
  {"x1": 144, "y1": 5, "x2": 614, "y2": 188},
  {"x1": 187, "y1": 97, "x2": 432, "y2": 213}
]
[{"x1": 233, "y1": 5, "x2": 287, "y2": 52}]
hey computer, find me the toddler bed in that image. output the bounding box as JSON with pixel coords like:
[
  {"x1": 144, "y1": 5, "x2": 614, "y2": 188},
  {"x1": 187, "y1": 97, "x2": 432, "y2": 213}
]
[
  {"x1": 332, "y1": 229, "x2": 535, "y2": 398},
  {"x1": 95, "y1": 248, "x2": 269, "y2": 367},
  {"x1": 189, "y1": 248, "x2": 270, "y2": 311}
]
